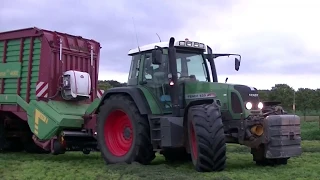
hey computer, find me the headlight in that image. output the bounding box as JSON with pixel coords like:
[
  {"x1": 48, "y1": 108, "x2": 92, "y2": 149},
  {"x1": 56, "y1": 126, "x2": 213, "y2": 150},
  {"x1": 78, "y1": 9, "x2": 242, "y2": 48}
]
[
  {"x1": 245, "y1": 102, "x2": 252, "y2": 110},
  {"x1": 258, "y1": 102, "x2": 263, "y2": 109}
]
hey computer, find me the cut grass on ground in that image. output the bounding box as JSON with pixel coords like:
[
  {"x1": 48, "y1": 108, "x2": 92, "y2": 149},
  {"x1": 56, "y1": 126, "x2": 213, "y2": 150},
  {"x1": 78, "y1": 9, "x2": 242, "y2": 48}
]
[
  {"x1": 301, "y1": 116, "x2": 320, "y2": 122},
  {"x1": 301, "y1": 121, "x2": 320, "y2": 140},
  {"x1": 1, "y1": 141, "x2": 320, "y2": 180}
]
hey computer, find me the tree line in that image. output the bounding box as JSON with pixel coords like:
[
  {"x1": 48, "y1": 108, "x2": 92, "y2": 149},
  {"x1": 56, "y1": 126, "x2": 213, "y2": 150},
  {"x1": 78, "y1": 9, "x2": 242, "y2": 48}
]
[
  {"x1": 259, "y1": 84, "x2": 320, "y2": 116},
  {"x1": 98, "y1": 81, "x2": 320, "y2": 116}
]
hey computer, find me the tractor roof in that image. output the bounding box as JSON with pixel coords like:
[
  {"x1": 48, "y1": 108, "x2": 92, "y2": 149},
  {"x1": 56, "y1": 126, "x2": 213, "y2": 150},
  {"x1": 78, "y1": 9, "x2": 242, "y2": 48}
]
[{"x1": 128, "y1": 39, "x2": 206, "y2": 55}]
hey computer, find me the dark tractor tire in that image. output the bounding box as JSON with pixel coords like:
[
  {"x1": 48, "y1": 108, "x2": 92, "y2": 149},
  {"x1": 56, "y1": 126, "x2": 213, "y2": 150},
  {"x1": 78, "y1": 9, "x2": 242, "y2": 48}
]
[
  {"x1": 251, "y1": 146, "x2": 288, "y2": 166},
  {"x1": 187, "y1": 103, "x2": 227, "y2": 172},
  {"x1": 162, "y1": 148, "x2": 191, "y2": 163},
  {"x1": 252, "y1": 105, "x2": 289, "y2": 166},
  {"x1": 97, "y1": 94, "x2": 155, "y2": 165}
]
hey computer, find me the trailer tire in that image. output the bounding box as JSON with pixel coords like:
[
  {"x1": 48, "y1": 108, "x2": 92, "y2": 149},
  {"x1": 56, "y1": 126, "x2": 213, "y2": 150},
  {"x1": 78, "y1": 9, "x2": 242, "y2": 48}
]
[
  {"x1": 188, "y1": 103, "x2": 227, "y2": 172},
  {"x1": 97, "y1": 94, "x2": 155, "y2": 165}
]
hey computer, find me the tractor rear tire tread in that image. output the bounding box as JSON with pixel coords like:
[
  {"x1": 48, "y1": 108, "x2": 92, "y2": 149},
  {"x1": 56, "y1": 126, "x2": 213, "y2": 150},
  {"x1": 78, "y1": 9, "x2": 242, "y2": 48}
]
[
  {"x1": 188, "y1": 103, "x2": 227, "y2": 172},
  {"x1": 97, "y1": 94, "x2": 155, "y2": 165}
]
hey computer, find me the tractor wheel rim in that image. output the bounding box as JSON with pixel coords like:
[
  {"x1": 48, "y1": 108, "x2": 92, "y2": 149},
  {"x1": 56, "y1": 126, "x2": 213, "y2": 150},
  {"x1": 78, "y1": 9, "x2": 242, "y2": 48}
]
[
  {"x1": 104, "y1": 110, "x2": 133, "y2": 157},
  {"x1": 190, "y1": 122, "x2": 198, "y2": 159}
]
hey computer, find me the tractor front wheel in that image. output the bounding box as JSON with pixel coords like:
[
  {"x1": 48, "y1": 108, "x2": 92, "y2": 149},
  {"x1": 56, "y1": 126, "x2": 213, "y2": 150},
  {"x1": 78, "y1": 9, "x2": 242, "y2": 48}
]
[
  {"x1": 97, "y1": 94, "x2": 155, "y2": 164},
  {"x1": 187, "y1": 103, "x2": 227, "y2": 172}
]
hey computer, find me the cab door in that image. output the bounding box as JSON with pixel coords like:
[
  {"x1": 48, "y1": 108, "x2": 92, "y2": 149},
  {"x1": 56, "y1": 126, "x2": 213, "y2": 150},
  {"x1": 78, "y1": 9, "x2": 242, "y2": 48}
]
[{"x1": 140, "y1": 51, "x2": 172, "y2": 113}]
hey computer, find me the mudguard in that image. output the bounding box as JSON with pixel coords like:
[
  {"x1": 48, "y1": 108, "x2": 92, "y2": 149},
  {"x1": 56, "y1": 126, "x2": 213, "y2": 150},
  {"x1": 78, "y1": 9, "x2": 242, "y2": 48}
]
[
  {"x1": 263, "y1": 114, "x2": 302, "y2": 159},
  {"x1": 95, "y1": 87, "x2": 151, "y2": 115}
]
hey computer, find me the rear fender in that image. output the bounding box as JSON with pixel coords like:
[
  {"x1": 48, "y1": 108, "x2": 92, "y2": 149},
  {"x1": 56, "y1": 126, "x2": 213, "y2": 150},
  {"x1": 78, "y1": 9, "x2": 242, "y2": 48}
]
[
  {"x1": 95, "y1": 87, "x2": 151, "y2": 115},
  {"x1": 263, "y1": 114, "x2": 302, "y2": 159}
]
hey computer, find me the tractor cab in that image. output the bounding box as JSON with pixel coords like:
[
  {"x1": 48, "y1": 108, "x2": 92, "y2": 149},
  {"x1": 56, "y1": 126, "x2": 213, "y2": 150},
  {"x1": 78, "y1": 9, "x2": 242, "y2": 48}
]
[{"x1": 127, "y1": 38, "x2": 244, "y2": 116}]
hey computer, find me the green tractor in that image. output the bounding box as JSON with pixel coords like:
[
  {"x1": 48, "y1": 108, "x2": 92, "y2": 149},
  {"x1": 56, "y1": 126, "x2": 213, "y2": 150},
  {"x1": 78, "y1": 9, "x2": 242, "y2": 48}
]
[{"x1": 95, "y1": 37, "x2": 302, "y2": 172}]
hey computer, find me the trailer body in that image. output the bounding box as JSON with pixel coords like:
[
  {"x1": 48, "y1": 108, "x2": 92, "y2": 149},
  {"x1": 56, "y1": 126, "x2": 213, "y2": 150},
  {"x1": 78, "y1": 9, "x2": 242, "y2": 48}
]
[{"x1": 0, "y1": 27, "x2": 102, "y2": 153}]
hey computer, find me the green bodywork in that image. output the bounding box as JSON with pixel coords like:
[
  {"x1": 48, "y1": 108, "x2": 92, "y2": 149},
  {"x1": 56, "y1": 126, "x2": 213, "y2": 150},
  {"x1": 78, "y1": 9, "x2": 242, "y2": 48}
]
[
  {"x1": 184, "y1": 81, "x2": 250, "y2": 119},
  {"x1": 27, "y1": 100, "x2": 90, "y2": 140},
  {"x1": 138, "y1": 81, "x2": 251, "y2": 118},
  {"x1": 139, "y1": 86, "x2": 163, "y2": 114},
  {"x1": 0, "y1": 62, "x2": 22, "y2": 78},
  {"x1": 0, "y1": 38, "x2": 40, "y2": 101},
  {"x1": 0, "y1": 37, "x2": 99, "y2": 141}
]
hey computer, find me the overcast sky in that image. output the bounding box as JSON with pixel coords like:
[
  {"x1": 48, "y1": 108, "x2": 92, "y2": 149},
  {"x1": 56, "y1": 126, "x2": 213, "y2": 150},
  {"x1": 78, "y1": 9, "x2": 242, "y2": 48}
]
[{"x1": 1, "y1": 0, "x2": 319, "y2": 90}]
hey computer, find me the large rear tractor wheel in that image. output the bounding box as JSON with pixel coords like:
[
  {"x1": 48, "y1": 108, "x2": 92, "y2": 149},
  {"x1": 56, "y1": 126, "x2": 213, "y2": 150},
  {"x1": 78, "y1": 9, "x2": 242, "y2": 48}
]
[
  {"x1": 97, "y1": 95, "x2": 155, "y2": 165},
  {"x1": 187, "y1": 104, "x2": 227, "y2": 172}
]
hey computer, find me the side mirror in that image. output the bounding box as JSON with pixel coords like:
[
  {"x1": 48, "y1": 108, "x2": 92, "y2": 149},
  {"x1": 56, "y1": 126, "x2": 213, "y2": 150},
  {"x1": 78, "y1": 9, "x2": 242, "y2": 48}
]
[
  {"x1": 235, "y1": 58, "x2": 240, "y2": 71},
  {"x1": 152, "y1": 48, "x2": 163, "y2": 65}
]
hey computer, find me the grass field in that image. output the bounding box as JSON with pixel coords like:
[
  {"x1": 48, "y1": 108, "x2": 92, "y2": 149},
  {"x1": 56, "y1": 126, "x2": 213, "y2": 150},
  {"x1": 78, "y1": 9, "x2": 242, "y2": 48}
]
[
  {"x1": 1, "y1": 120, "x2": 320, "y2": 180},
  {"x1": 301, "y1": 115, "x2": 320, "y2": 122}
]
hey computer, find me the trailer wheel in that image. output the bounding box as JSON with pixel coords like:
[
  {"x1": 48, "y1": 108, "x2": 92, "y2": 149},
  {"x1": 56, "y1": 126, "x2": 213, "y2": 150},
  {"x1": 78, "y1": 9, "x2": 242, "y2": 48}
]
[
  {"x1": 97, "y1": 94, "x2": 155, "y2": 164},
  {"x1": 187, "y1": 103, "x2": 227, "y2": 172}
]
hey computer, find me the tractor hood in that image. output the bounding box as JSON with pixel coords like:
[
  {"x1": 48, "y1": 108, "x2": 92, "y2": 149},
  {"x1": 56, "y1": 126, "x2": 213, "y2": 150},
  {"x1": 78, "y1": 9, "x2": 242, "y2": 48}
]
[
  {"x1": 184, "y1": 81, "x2": 260, "y2": 112},
  {"x1": 231, "y1": 84, "x2": 260, "y2": 110},
  {"x1": 184, "y1": 81, "x2": 229, "y2": 101}
]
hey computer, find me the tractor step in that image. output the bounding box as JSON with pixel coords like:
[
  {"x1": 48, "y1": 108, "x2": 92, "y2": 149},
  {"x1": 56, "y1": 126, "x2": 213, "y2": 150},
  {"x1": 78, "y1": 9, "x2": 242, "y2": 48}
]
[
  {"x1": 149, "y1": 115, "x2": 184, "y2": 149},
  {"x1": 149, "y1": 117, "x2": 161, "y2": 149}
]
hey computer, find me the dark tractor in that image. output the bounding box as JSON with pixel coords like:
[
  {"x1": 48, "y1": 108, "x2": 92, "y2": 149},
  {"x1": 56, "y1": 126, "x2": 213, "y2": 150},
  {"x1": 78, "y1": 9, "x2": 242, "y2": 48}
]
[{"x1": 95, "y1": 37, "x2": 302, "y2": 172}]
